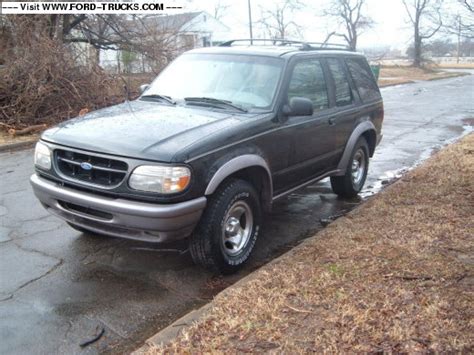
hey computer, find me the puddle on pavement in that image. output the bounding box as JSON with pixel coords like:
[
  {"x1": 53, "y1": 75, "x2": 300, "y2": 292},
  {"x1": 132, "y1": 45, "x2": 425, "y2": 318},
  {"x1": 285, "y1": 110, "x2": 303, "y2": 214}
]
[
  {"x1": 0, "y1": 205, "x2": 8, "y2": 217},
  {"x1": 361, "y1": 167, "x2": 410, "y2": 198},
  {"x1": 0, "y1": 226, "x2": 12, "y2": 243},
  {"x1": 363, "y1": 123, "x2": 473, "y2": 200}
]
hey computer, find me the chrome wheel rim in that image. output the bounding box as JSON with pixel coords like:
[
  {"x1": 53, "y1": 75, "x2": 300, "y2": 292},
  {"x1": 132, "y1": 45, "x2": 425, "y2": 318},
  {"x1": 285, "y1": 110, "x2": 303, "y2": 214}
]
[
  {"x1": 351, "y1": 149, "x2": 366, "y2": 186},
  {"x1": 222, "y1": 201, "x2": 253, "y2": 257}
]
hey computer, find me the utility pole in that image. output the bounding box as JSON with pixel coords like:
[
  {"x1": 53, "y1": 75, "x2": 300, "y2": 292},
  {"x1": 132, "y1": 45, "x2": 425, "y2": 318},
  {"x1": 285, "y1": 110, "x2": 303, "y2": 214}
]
[
  {"x1": 457, "y1": 15, "x2": 461, "y2": 64},
  {"x1": 248, "y1": 0, "x2": 253, "y2": 44}
]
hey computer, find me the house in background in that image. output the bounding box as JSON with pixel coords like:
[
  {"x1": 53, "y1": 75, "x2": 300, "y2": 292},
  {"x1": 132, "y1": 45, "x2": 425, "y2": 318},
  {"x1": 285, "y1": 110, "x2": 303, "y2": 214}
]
[{"x1": 100, "y1": 11, "x2": 231, "y2": 73}]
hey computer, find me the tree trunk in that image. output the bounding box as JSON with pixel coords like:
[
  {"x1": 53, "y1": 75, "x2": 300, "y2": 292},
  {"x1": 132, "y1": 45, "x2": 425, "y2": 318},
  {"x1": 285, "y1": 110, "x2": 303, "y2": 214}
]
[
  {"x1": 351, "y1": 31, "x2": 357, "y2": 51},
  {"x1": 413, "y1": 26, "x2": 422, "y2": 67}
]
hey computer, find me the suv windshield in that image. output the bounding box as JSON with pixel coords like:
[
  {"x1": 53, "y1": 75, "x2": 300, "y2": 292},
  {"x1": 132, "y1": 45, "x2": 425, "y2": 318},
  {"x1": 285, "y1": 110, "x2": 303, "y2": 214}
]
[{"x1": 144, "y1": 53, "x2": 284, "y2": 110}]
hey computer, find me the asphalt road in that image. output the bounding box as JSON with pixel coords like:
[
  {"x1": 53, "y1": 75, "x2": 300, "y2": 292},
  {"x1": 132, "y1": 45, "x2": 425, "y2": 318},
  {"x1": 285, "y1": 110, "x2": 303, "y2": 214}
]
[{"x1": 1, "y1": 73, "x2": 473, "y2": 354}]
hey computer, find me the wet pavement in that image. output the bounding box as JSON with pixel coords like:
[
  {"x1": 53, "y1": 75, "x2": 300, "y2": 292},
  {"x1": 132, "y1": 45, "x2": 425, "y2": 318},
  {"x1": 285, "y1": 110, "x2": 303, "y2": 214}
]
[{"x1": 1, "y1": 73, "x2": 473, "y2": 354}]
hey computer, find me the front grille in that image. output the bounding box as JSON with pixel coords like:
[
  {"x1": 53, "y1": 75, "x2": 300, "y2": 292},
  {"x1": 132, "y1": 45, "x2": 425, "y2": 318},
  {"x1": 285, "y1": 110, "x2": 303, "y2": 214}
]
[{"x1": 55, "y1": 149, "x2": 128, "y2": 187}]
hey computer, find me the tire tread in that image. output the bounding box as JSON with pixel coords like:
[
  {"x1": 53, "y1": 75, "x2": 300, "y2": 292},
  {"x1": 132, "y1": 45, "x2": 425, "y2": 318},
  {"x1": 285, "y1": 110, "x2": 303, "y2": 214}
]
[
  {"x1": 331, "y1": 137, "x2": 369, "y2": 198},
  {"x1": 190, "y1": 178, "x2": 260, "y2": 274}
]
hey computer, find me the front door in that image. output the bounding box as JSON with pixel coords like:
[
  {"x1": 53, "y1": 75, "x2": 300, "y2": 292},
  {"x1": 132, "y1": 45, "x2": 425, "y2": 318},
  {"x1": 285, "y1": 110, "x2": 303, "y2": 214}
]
[{"x1": 273, "y1": 58, "x2": 337, "y2": 193}]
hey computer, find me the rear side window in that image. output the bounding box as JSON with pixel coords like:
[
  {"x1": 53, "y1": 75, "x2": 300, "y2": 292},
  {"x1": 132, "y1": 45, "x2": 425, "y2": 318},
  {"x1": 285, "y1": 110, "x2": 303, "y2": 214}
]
[
  {"x1": 346, "y1": 57, "x2": 381, "y2": 103},
  {"x1": 288, "y1": 59, "x2": 329, "y2": 111},
  {"x1": 327, "y1": 58, "x2": 352, "y2": 107}
]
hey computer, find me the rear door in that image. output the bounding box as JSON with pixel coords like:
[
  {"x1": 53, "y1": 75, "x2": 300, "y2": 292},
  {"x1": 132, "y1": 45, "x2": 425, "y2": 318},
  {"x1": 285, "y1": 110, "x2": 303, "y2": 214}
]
[
  {"x1": 344, "y1": 57, "x2": 384, "y2": 137},
  {"x1": 325, "y1": 57, "x2": 359, "y2": 160}
]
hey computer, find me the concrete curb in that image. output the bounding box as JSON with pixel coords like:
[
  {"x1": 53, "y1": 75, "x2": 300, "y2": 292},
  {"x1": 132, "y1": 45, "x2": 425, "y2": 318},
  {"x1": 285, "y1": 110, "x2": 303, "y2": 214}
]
[
  {"x1": 0, "y1": 139, "x2": 37, "y2": 153},
  {"x1": 132, "y1": 304, "x2": 212, "y2": 354}
]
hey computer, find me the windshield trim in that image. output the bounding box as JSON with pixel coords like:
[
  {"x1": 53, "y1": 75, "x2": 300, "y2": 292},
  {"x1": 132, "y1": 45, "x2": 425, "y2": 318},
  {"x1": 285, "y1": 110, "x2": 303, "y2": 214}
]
[{"x1": 144, "y1": 53, "x2": 287, "y2": 114}]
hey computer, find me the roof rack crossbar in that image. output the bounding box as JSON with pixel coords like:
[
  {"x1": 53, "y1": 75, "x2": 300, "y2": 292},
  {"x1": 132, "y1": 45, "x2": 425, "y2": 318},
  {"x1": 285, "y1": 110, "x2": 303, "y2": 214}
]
[{"x1": 219, "y1": 39, "x2": 353, "y2": 51}]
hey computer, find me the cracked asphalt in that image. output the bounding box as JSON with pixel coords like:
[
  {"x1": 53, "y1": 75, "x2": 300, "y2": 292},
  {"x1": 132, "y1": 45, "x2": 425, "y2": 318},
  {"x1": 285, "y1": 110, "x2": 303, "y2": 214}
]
[{"x1": 1, "y1": 72, "x2": 473, "y2": 354}]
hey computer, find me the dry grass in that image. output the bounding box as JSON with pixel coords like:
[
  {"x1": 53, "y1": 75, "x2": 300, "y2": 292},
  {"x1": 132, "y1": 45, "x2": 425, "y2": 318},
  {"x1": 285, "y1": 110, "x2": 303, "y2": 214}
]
[
  {"x1": 0, "y1": 130, "x2": 38, "y2": 145},
  {"x1": 148, "y1": 134, "x2": 474, "y2": 353},
  {"x1": 378, "y1": 65, "x2": 466, "y2": 87},
  {"x1": 434, "y1": 63, "x2": 474, "y2": 69}
]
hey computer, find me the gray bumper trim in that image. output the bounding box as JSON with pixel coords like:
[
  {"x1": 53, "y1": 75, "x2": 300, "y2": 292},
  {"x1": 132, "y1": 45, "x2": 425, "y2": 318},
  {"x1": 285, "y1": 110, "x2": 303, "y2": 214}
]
[{"x1": 30, "y1": 174, "x2": 206, "y2": 243}]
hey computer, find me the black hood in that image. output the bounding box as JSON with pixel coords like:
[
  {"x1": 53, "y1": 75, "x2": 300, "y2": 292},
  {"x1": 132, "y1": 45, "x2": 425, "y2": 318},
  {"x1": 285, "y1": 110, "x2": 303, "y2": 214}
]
[{"x1": 42, "y1": 100, "x2": 244, "y2": 162}]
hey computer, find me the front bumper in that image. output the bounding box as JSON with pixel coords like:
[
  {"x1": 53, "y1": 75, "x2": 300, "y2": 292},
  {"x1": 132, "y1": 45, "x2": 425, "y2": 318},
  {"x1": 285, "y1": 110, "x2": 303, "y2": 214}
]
[{"x1": 30, "y1": 174, "x2": 206, "y2": 243}]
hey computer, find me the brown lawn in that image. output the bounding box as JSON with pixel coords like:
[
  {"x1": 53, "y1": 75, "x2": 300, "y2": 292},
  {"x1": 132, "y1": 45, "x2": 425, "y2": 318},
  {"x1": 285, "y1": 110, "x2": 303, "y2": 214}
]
[{"x1": 378, "y1": 65, "x2": 467, "y2": 87}]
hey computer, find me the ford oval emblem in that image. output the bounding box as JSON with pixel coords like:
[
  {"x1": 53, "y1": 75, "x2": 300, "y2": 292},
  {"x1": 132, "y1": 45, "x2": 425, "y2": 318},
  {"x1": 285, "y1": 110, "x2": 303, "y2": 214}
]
[{"x1": 80, "y1": 162, "x2": 93, "y2": 171}]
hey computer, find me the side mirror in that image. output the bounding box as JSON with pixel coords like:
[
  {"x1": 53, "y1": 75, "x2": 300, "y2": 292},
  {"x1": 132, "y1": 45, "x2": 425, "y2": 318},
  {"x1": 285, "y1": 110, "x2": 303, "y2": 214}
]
[
  {"x1": 139, "y1": 84, "x2": 150, "y2": 94},
  {"x1": 282, "y1": 97, "x2": 313, "y2": 117}
]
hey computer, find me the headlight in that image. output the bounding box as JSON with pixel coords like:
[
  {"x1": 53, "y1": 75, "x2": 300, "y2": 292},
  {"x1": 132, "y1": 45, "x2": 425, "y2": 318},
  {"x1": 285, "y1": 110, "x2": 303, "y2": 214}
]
[
  {"x1": 34, "y1": 142, "x2": 51, "y2": 170},
  {"x1": 129, "y1": 165, "x2": 191, "y2": 194}
]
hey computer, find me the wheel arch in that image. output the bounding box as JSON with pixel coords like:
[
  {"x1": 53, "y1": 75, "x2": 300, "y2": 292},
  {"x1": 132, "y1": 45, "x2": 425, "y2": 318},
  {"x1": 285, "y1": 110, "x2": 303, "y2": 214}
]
[
  {"x1": 361, "y1": 129, "x2": 377, "y2": 157},
  {"x1": 335, "y1": 121, "x2": 377, "y2": 176},
  {"x1": 205, "y1": 154, "x2": 273, "y2": 213}
]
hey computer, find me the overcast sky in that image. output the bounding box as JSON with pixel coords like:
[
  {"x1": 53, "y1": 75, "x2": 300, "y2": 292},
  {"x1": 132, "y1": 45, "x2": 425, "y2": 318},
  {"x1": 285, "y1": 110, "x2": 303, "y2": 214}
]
[{"x1": 185, "y1": 0, "x2": 465, "y2": 50}]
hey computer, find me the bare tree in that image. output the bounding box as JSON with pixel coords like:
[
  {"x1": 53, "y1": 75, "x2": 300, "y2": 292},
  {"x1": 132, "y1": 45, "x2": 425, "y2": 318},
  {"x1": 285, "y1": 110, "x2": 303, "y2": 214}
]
[
  {"x1": 213, "y1": 0, "x2": 231, "y2": 21},
  {"x1": 2, "y1": 14, "x2": 185, "y2": 69},
  {"x1": 0, "y1": 14, "x2": 187, "y2": 130},
  {"x1": 460, "y1": 0, "x2": 473, "y2": 13},
  {"x1": 259, "y1": 0, "x2": 304, "y2": 39},
  {"x1": 402, "y1": 0, "x2": 443, "y2": 67},
  {"x1": 323, "y1": 0, "x2": 373, "y2": 51},
  {"x1": 0, "y1": 16, "x2": 119, "y2": 129},
  {"x1": 131, "y1": 15, "x2": 195, "y2": 72},
  {"x1": 443, "y1": 0, "x2": 474, "y2": 40},
  {"x1": 31, "y1": 14, "x2": 133, "y2": 50}
]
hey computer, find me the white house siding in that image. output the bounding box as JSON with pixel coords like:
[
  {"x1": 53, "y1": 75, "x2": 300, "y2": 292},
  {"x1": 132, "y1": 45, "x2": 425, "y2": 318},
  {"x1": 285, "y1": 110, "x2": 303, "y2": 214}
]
[{"x1": 179, "y1": 12, "x2": 231, "y2": 45}]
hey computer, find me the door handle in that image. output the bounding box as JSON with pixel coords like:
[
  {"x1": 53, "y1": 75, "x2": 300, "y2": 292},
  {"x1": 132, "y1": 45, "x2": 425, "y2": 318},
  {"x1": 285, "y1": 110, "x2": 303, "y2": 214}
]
[{"x1": 328, "y1": 117, "x2": 336, "y2": 126}]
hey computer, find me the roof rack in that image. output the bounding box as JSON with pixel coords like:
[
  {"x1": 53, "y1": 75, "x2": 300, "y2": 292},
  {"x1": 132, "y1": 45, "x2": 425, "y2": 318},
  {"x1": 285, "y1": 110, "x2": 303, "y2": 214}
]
[{"x1": 219, "y1": 39, "x2": 353, "y2": 51}]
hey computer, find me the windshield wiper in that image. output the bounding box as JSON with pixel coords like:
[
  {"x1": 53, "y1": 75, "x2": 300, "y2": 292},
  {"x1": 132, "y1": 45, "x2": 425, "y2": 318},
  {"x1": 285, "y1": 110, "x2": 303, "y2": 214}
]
[
  {"x1": 141, "y1": 94, "x2": 176, "y2": 105},
  {"x1": 184, "y1": 97, "x2": 248, "y2": 113}
]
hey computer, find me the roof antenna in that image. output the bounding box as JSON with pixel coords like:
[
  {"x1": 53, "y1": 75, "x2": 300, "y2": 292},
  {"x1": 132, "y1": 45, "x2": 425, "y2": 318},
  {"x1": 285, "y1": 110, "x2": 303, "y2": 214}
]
[
  {"x1": 119, "y1": 75, "x2": 136, "y2": 116},
  {"x1": 120, "y1": 75, "x2": 130, "y2": 101}
]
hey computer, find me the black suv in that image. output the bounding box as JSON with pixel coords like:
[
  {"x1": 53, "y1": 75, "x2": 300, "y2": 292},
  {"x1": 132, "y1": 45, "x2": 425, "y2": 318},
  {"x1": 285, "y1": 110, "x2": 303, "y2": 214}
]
[{"x1": 31, "y1": 40, "x2": 383, "y2": 273}]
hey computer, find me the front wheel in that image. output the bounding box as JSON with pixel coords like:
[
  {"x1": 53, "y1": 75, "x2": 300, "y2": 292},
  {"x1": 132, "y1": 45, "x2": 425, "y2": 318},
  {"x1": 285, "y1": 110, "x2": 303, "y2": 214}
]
[
  {"x1": 189, "y1": 179, "x2": 262, "y2": 274},
  {"x1": 331, "y1": 137, "x2": 369, "y2": 198}
]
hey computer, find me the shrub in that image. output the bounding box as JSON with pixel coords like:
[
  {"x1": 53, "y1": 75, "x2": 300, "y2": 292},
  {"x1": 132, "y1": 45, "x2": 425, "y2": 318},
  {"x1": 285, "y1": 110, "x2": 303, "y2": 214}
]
[{"x1": 0, "y1": 17, "x2": 126, "y2": 130}]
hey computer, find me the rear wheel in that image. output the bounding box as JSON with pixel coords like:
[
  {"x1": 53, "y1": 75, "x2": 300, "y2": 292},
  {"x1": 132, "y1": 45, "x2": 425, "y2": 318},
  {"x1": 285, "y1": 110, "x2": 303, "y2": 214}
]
[
  {"x1": 189, "y1": 179, "x2": 262, "y2": 274},
  {"x1": 331, "y1": 137, "x2": 369, "y2": 198}
]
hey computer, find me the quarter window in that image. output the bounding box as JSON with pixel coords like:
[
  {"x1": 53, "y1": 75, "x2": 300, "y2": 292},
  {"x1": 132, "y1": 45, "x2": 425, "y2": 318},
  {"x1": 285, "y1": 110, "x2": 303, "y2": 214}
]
[
  {"x1": 327, "y1": 59, "x2": 352, "y2": 107},
  {"x1": 288, "y1": 59, "x2": 329, "y2": 111},
  {"x1": 346, "y1": 57, "x2": 381, "y2": 103}
]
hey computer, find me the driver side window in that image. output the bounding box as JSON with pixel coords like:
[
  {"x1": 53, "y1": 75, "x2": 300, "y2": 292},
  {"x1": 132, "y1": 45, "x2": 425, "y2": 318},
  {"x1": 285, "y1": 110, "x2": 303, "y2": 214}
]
[{"x1": 288, "y1": 59, "x2": 329, "y2": 111}]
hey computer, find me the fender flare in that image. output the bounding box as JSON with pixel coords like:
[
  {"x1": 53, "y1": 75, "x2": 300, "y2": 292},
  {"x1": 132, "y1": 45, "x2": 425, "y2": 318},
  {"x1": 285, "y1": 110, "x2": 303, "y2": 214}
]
[
  {"x1": 205, "y1": 154, "x2": 273, "y2": 208},
  {"x1": 335, "y1": 121, "x2": 376, "y2": 176}
]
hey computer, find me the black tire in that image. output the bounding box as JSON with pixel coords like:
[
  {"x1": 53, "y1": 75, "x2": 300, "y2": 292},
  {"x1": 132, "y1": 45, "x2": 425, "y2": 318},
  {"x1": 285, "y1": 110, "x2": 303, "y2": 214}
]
[
  {"x1": 189, "y1": 179, "x2": 262, "y2": 274},
  {"x1": 331, "y1": 137, "x2": 369, "y2": 198}
]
